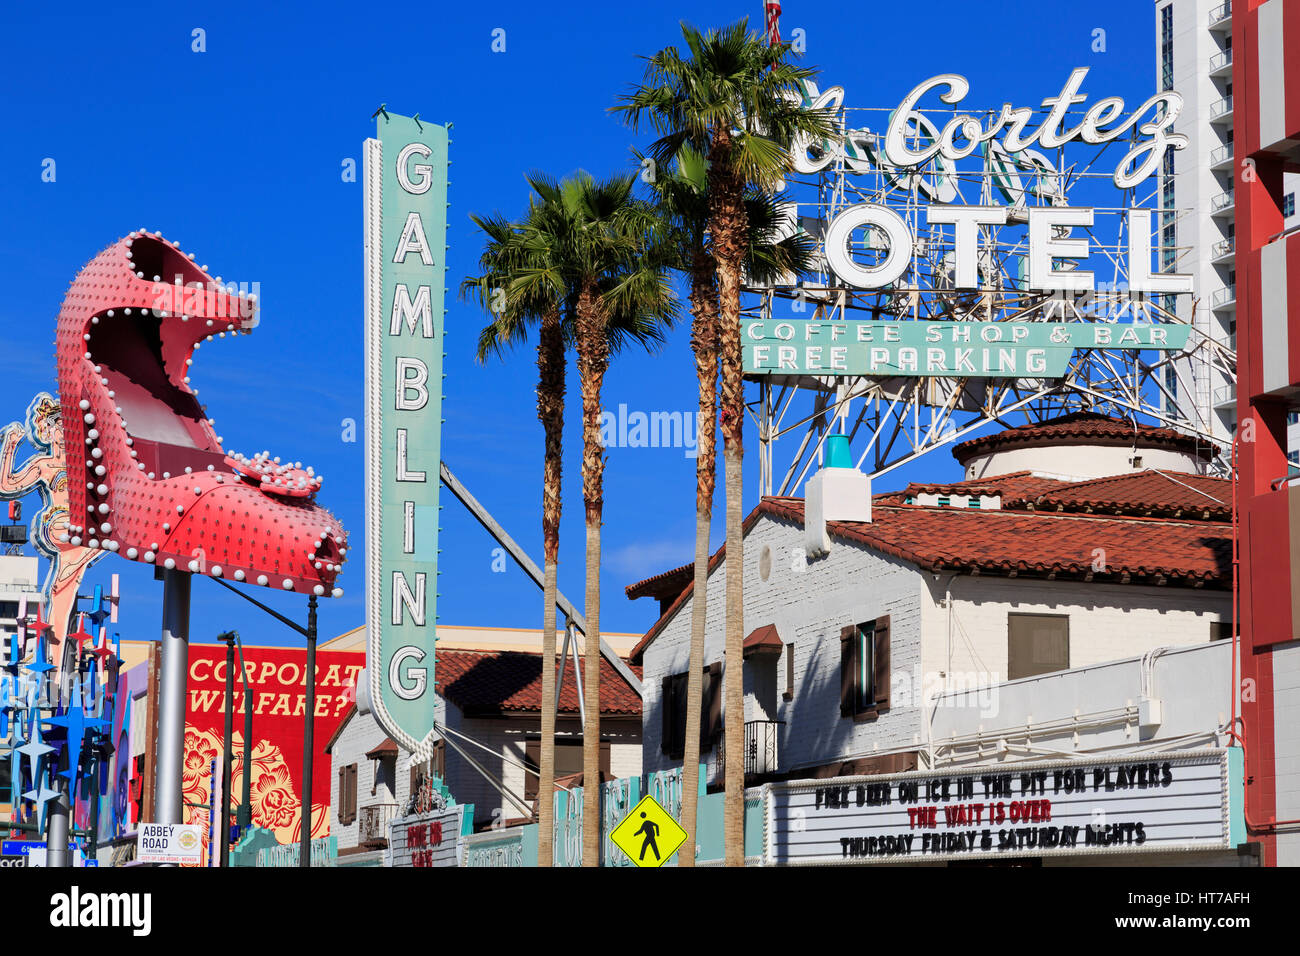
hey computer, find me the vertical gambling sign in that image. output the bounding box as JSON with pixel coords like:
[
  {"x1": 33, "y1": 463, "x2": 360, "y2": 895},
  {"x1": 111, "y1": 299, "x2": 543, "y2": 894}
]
[{"x1": 364, "y1": 112, "x2": 448, "y2": 752}]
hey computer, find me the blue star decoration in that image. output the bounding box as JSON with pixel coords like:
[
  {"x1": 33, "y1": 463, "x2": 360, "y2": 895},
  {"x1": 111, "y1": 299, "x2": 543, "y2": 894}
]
[
  {"x1": 46, "y1": 679, "x2": 108, "y2": 783},
  {"x1": 17, "y1": 721, "x2": 57, "y2": 828},
  {"x1": 22, "y1": 763, "x2": 60, "y2": 833},
  {"x1": 25, "y1": 634, "x2": 53, "y2": 676},
  {"x1": 86, "y1": 585, "x2": 111, "y2": 630}
]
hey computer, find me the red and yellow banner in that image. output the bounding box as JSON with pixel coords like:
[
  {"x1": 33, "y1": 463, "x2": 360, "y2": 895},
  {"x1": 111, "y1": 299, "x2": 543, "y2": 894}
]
[{"x1": 182, "y1": 645, "x2": 363, "y2": 853}]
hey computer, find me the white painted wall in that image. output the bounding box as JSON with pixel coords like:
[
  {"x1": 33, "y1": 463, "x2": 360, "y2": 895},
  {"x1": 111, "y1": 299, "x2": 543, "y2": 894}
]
[
  {"x1": 962, "y1": 443, "x2": 1203, "y2": 481},
  {"x1": 641, "y1": 511, "x2": 925, "y2": 783},
  {"x1": 919, "y1": 573, "x2": 1230, "y2": 691},
  {"x1": 1272, "y1": 641, "x2": 1300, "y2": 866},
  {"x1": 929, "y1": 639, "x2": 1233, "y2": 759},
  {"x1": 331, "y1": 693, "x2": 642, "y2": 841},
  {"x1": 442, "y1": 712, "x2": 641, "y2": 830},
  {"x1": 329, "y1": 692, "x2": 446, "y2": 851}
]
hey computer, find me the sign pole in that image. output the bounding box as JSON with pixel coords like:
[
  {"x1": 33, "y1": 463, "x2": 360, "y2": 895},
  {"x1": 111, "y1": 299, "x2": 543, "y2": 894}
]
[
  {"x1": 45, "y1": 785, "x2": 70, "y2": 868},
  {"x1": 299, "y1": 594, "x2": 317, "y2": 868},
  {"x1": 220, "y1": 631, "x2": 236, "y2": 867},
  {"x1": 238, "y1": 634, "x2": 253, "y2": 836},
  {"x1": 153, "y1": 569, "x2": 191, "y2": 863}
]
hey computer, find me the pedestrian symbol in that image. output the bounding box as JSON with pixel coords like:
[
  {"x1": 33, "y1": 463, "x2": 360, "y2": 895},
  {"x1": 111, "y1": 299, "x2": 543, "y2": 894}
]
[{"x1": 609, "y1": 795, "x2": 688, "y2": 867}]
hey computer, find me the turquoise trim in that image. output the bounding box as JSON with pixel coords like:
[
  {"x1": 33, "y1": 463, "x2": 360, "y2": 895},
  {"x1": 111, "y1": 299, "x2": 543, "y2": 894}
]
[
  {"x1": 825, "y1": 434, "x2": 852, "y2": 468},
  {"x1": 1227, "y1": 747, "x2": 1247, "y2": 847},
  {"x1": 744, "y1": 796, "x2": 763, "y2": 859}
]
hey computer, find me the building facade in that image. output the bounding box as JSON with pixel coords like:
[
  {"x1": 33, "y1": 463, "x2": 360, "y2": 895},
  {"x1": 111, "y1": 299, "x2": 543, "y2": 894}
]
[
  {"x1": 1233, "y1": 0, "x2": 1300, "y2": 868},
  {"x1": 327, "y1": 644, "x2": 642, "y2": 864},
  {"x1": 630, "y1": 415, "x2": 1248, "y2": 864}
]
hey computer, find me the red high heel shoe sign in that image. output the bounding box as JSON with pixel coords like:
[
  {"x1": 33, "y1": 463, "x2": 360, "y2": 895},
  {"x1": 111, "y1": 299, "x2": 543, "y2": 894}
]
[
  {"x1": 363, "y1": 111, "x2": 449, "y2": 754},
  {"x1": 54, "y1": 233, "x2": 348, "y2": 598}
]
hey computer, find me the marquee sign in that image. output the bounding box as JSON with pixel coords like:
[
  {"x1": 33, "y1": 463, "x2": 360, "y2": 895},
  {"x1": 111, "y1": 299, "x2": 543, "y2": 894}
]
[
  {"x1": 763, "y1": 750, "x2": 1240, "y2": 865},
  {"x1": 744, "y1": 321, "x2": 1190, "y2": 377},
  {"x1": 364, "y1": 111, "x2": 449, "y2": 753}
]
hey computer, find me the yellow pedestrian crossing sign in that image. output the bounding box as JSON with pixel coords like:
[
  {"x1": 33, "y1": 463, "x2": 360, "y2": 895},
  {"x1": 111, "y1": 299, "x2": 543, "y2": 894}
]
[{"x1": 610, "y1": 795, "x2": 689, "y2": 867}]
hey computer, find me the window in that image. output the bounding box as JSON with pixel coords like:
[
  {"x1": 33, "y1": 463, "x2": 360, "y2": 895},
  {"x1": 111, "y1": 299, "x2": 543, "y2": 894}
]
[
  {"x1": 337, "y1": 763, "x2": 357, "y2": 826},
  {"x1": 1160, "y1": 5, "x2": 1174, "y2": 92},
  {"x1": 660, "y1": 664, "x2": 722, "y2": 759},
  {"x1": 784, "y1": 642, "x2": 795, "y2": 701},
  {"x1": 1007, "y1": 614, "x2": 1069, "y2": 680},
  {"x1": 1285, "y1": 193, "x2": 1296, "y2": 218},
  {"x1": 1161, "y1": 150, "x2": 1176, "y2": 272},
  {"x1": 840, "y1": 615, "x2": 891, "y2": 720}
]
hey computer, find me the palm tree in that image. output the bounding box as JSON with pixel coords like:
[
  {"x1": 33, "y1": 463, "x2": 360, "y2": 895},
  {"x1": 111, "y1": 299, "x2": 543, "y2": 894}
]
[
  {"x1": 614, "y1": 19, "x2": 833, "y2": 866},
  {"x1": 632, "y1": 146, "x2": 817, "y2": 865},
  {"x1": 462, "y1": 209, "x2": 566, "y2": 866},
  {"x1": 513, "y1": 170, "x2": 678, "y2": 865}
]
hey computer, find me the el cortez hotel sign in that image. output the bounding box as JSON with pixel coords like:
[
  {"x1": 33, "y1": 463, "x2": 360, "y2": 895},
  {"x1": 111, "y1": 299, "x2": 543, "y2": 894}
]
[{"x1": 364, "y1": 112, "x2": 448, "y2": 752}]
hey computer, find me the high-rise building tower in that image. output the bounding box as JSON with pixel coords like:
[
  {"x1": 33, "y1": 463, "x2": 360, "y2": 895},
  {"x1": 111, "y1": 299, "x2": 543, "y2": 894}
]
[{"x1": 1155, "y1": 0, "x2": 1299, "y2": 455}]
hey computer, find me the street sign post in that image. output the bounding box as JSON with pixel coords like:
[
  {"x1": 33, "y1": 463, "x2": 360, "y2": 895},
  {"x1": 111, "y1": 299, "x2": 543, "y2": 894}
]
[
  {"x1": 609, "y1": 795, "x2": 689, "y2": 868},
  {"x1": 136, "y1": 823, "x2": 202, "y2": 866}
]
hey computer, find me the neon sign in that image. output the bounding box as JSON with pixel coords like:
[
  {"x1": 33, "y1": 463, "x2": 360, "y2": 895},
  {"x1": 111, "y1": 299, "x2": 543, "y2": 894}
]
[{"x1": 364, "y1": 111, "x2": 449, "y2": 754}]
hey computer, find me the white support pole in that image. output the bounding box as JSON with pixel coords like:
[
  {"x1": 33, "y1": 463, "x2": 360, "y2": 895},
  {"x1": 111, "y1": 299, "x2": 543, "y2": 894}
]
[{"x1": 154, "y1": 569, "x2": 191, "y2": 858}]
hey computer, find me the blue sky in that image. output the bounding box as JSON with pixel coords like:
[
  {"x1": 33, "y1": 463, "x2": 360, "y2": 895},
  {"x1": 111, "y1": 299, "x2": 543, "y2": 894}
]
[{"x1": 0, "y1": 0, "x2": 1160, "y2": 647}]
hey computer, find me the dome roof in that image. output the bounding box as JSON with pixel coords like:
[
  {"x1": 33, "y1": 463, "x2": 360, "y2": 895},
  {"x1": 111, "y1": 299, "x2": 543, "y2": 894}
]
[{"x1": 952, "y1": 412, "x2": 1216, "y2": 466}]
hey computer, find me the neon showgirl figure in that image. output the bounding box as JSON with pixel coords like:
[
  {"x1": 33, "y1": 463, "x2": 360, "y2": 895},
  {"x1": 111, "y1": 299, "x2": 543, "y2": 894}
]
[{"x1": 0, "y1": 392, "x2": 104, "y2": 643}]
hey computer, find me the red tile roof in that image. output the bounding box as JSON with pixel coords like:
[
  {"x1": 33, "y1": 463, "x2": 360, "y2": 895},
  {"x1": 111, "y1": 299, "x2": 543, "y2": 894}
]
[
  {"x1": 1005, "y1": 470, "x2": 1231, "y2": 519},
  {"x1": 952, "y1": 412, "x2": 1217, "y2": 464},
  {"x1": 764, "y1": 497, "x2": 1229, "y2": 583},
  {"x1": 630, "y1": 496, "x2": 1230, "y2": 663},
  {"x1": 743, "y1": 624, "x2": 784, "y2": 657},
  {"x1": 629, "y1": 474, "x2": 1070, "y2": 599},
  {"x1": 436, "y1": 649, "x2": 643, "y2": 717},
  {"x1": 624, "y1": 561, "x2": 695, "y2": 601},
  {"x1": 366, "y1": 738, "x2": 399, "y2": 759},
  {"x1": 873, "y1": 471, "x2": 1069, "y2": 505}
]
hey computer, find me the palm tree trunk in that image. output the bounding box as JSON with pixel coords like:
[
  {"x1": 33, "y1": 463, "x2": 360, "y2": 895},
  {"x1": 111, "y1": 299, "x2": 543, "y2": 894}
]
[
  {"x1": 575, "y1": 285, "x2": 609, "y2": 867},
  {"x1": 536, "y1": 306, "x2": 564, "y2": 867},
  {"x1": 710, "y1": 130, "x2": 749, "y2": 867},
  {"x1": 680, "y1": 246, "x2": 718, "y2": 868}
]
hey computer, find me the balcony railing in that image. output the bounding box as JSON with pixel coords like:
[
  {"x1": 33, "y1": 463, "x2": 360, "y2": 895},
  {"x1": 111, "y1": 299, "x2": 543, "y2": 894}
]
[
  {"x1": 718, "y1": 720, "x2": 783, "y2": 780},
  {"x1": 1209, "y1": 2, "x2": 1231, "y2": 28},
  {"x1": 1209, "y1": 49, "x2": 1233, "y2": 74},
  {"x1": 359, "y1": 803, "x2": 399, "y2": 847},
  {"x1": 1212, "y1": 237, "x2": 1235, "y2": 260},
  {"x1": 1210, "y1": 143, "x2": 1234, "y2": 168},
  {"x1": 1213, "y1": 383, "x2": 1237, "y2": 408},
  {"x1": 1212, "y1": 285, "x2": 1237, "y2": 309},
  {"x1": 1212, "y1": 189, "x2": 1235, "y2": 213},
  {"x1": 1210, "y1": 94, "x2": 1234, "y2": 120}
]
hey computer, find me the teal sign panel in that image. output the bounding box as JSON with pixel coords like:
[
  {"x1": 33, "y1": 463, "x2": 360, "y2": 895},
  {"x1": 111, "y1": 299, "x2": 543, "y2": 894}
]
[
  {"x1": 364, "y1": 112, "x2": 449, "y2": 752},
  {"x1": 743, "y1": 321, "x2": 1191, "y2": 378}
]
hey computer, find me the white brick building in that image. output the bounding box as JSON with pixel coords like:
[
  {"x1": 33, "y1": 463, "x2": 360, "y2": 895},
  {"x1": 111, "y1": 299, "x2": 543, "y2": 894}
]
[
  {"x1": 327, "y1": 645, "x2": 642, "y2": 864},
  {"x1": 631, "y1": 415, "x2": 1233, "y2": 793}
]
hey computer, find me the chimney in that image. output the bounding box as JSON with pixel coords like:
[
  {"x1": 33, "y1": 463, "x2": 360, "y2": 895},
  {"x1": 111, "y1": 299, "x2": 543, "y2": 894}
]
[{"x1": 805, "y1": 434, "x2": 871, "y2": 558}]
